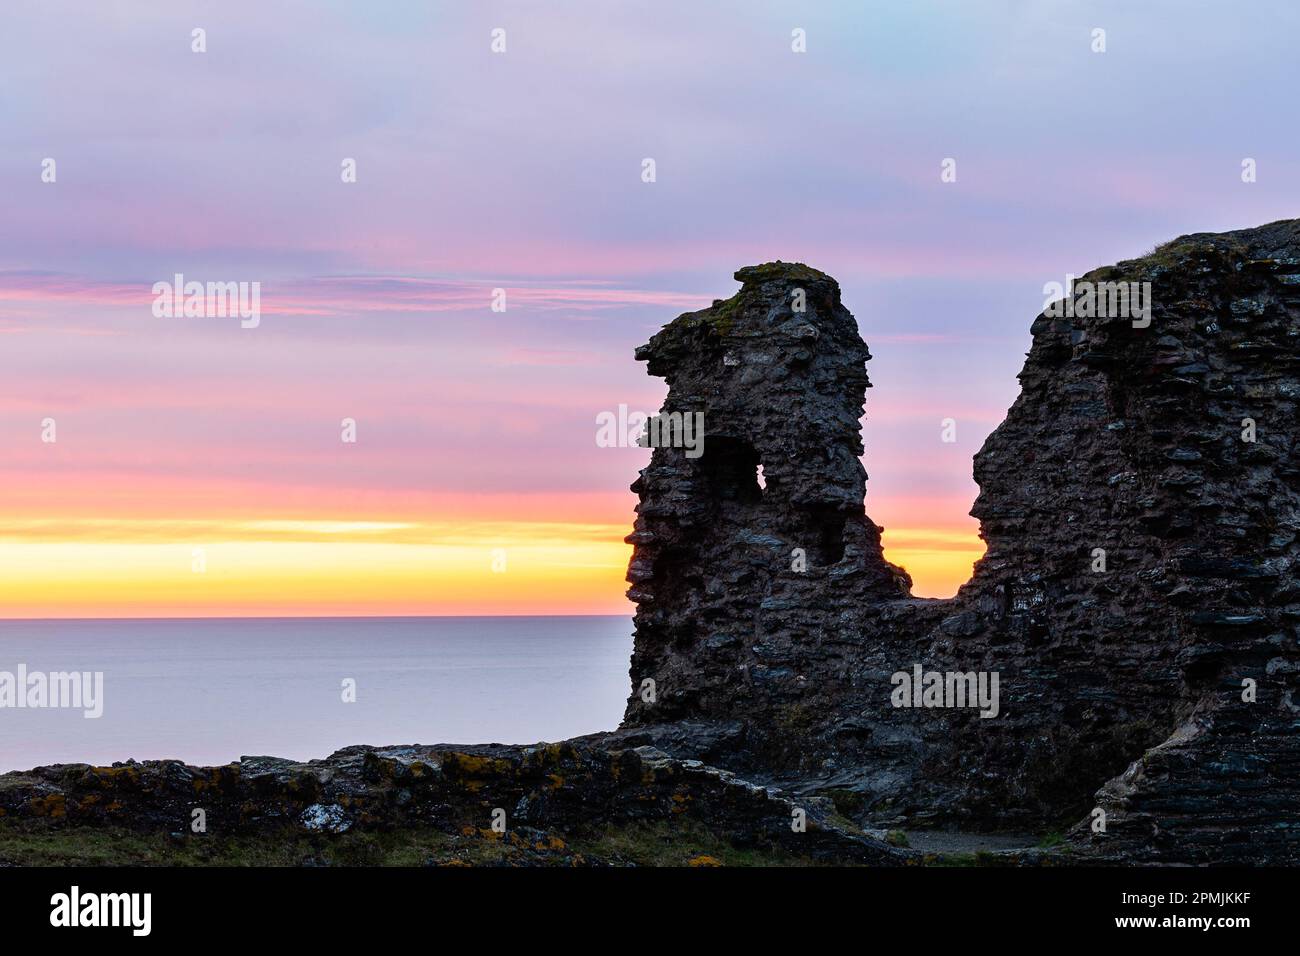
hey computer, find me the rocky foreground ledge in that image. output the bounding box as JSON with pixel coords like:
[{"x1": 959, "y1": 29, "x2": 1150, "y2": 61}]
[
  {"x1": 0, "y1": 738, "x2": 987, "y2": 866},
  {"x1": 6, "y1": 220, "x2": 1299, "y2": 866}
]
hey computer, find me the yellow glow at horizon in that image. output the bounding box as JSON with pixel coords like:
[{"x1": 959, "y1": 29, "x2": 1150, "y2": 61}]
[
  {"x1": 0, "y1": 519, "x2": 984, "y2": 616},
  {"x1": 0, "y1": 520, "x2": 635, "y2": 617},
  {"x1": 879, "y1": 527, "x2": 986, "y2": 600}
]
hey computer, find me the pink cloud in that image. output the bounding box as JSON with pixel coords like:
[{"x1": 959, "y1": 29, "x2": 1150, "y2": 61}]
[{"x1": 0, "y1": 271, "x2": 711, "y2": 319}]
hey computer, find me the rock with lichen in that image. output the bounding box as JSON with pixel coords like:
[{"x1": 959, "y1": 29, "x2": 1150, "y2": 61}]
[
  {"x1": 0, "y1": 741, "x2": 904, "y2": 866},
  {"x1": 619, "y1": 224, "x2": 1300, "y2": 864}
]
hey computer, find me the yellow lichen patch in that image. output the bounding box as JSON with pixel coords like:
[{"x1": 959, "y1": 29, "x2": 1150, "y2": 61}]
[
  {"x1": 443, "y1": 752, "x2": 514, "y2": 777},
  {"x1": 688, "y1": 855, "x2": 722, "y2": 867},
  {"x1": 105, "y1": 801, "x2": 123, "y2": 813},
  {"x1": 525, "y1": 742, "x2": 568, "y2": 769},
  {"x1": 192, "y1": 769, "x2": 227, "y2": 794},
  {"x1": 91, "y1": 766, "x2": 141, "y2": 787},
  {"x1": 547, "y1": 774, "x2": 565, "y2": 790},
  {"x1": 30, "y1": 793, "x2": 67, "y2": 818}
]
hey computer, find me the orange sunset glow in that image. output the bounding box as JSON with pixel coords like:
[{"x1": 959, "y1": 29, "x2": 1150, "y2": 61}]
[{"x1": 0, "y1": 484, "x2": 985, "y2": 617}]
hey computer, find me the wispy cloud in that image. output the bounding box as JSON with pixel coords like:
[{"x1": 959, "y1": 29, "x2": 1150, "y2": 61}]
[{"x1": 0, "y1": 271, "x2": 710, "y2": 320}]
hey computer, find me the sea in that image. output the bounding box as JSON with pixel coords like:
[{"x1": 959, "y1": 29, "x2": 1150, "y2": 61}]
[{"x1": 0, "y1": 616, "x2": 634, "y2": 773}]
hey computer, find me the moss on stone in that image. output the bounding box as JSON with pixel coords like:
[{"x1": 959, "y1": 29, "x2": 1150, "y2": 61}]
[
  {"x1": 736, "y1": 261, "x2": 834, "y2": 285},
  {"x1": 658, "y1": 292, "x2": 745, "y2": 339},
  {"x1": 708, "y1": 291, "x2": 746, "y2": 335},
  {"x1": 654, "y1": 261, "x2": 831, "y2": 341},
  {"x1": 1136, "y1": 235, "x2": 1251, "y2": 271}
]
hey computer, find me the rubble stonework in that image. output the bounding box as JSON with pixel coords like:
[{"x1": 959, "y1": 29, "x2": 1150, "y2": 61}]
[{"x1": 621, "y1": 221, "x2": 1300, "y2": 863}]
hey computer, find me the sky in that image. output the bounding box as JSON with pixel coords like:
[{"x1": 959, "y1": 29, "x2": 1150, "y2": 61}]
[{"x1": 2, "y1": 0, "x2": 1298, "y2": 617}]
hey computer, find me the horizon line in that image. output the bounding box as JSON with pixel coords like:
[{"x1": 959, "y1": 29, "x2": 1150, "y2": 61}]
[{"x1": 0, "y1": 612, "x2": 634, "y2": 623}]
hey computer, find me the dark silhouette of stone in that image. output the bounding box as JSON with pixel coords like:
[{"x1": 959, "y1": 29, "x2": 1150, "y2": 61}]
[
  {"x1": 621, "y1": 224, "x2": 1300, "y2": 864},
  {"x1": 623, "y1": 262, "x2": 910, "y2": 730}
]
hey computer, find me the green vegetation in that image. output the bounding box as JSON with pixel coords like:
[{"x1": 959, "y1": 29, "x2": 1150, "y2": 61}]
[
  {"x1": 737, "y1": 261, "x2": 833, "y2": 284},
  {"x1": 708, "y1": 290, "x2": 746, "y2": 335},
  {"x1": 1138, "y1": 235, "x2": 1251, "y2": 270},
  {"x1": 566, "y1": 820, "x2": 816, "y2": 867},
  {"x1": 658, "y1": 260, "x2": 834, "y2": 339},
  {"x1": 0, "y1": 822, "x2": 453, "y2": 867},
  {"x1": 0, "y1": 819, "x2": 816, "y2": 867},
  {"x1": 1, "y1": 817, "x2": 1047, "y2": 867}
]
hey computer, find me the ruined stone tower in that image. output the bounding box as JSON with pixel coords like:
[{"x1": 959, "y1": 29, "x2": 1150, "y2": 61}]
[{"x1": 622, "y1": 263, "x2": 910, "y2": 728}]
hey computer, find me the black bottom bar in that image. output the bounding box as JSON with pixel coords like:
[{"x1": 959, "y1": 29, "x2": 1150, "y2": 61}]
[{"x1": 0, "y1": 865, "x2": 1279, "y2": 941}]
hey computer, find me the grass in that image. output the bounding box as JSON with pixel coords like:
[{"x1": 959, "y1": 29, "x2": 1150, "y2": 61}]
[
  {"x1": 739, "y1": 262, "x2": 833, "y2": 284},
  {"x1": 566, "y1": 820, "x2": 816, "y2": 867},
  {"x1": 0, "y1": 819, "x2": 816, "y2": 868},
  {"x1": 1037, "y1": 831, "x2": 1066, "y2": 849},
  {"x1": 1137, "y1": 235, "x2": 1252, "y2": 270},
  {"x1": 885, "y1": 829, "x2": 909, "y2": 848},
  {"x1": 1, "y1": 819, "x2": 1067, "y2": 867},
  {"x1": 0, "y1": 822, "x2": 457, "y2": 867}
]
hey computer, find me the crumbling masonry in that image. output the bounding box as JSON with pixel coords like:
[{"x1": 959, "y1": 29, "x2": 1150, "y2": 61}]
[{"x1": 621, "y1": 221, "x2": 1300, "y2": 864}]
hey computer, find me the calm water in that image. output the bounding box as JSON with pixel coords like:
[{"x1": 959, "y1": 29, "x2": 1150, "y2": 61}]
[{"x1": 0, "y1": 616, "x2": 633, "y2": 772}]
